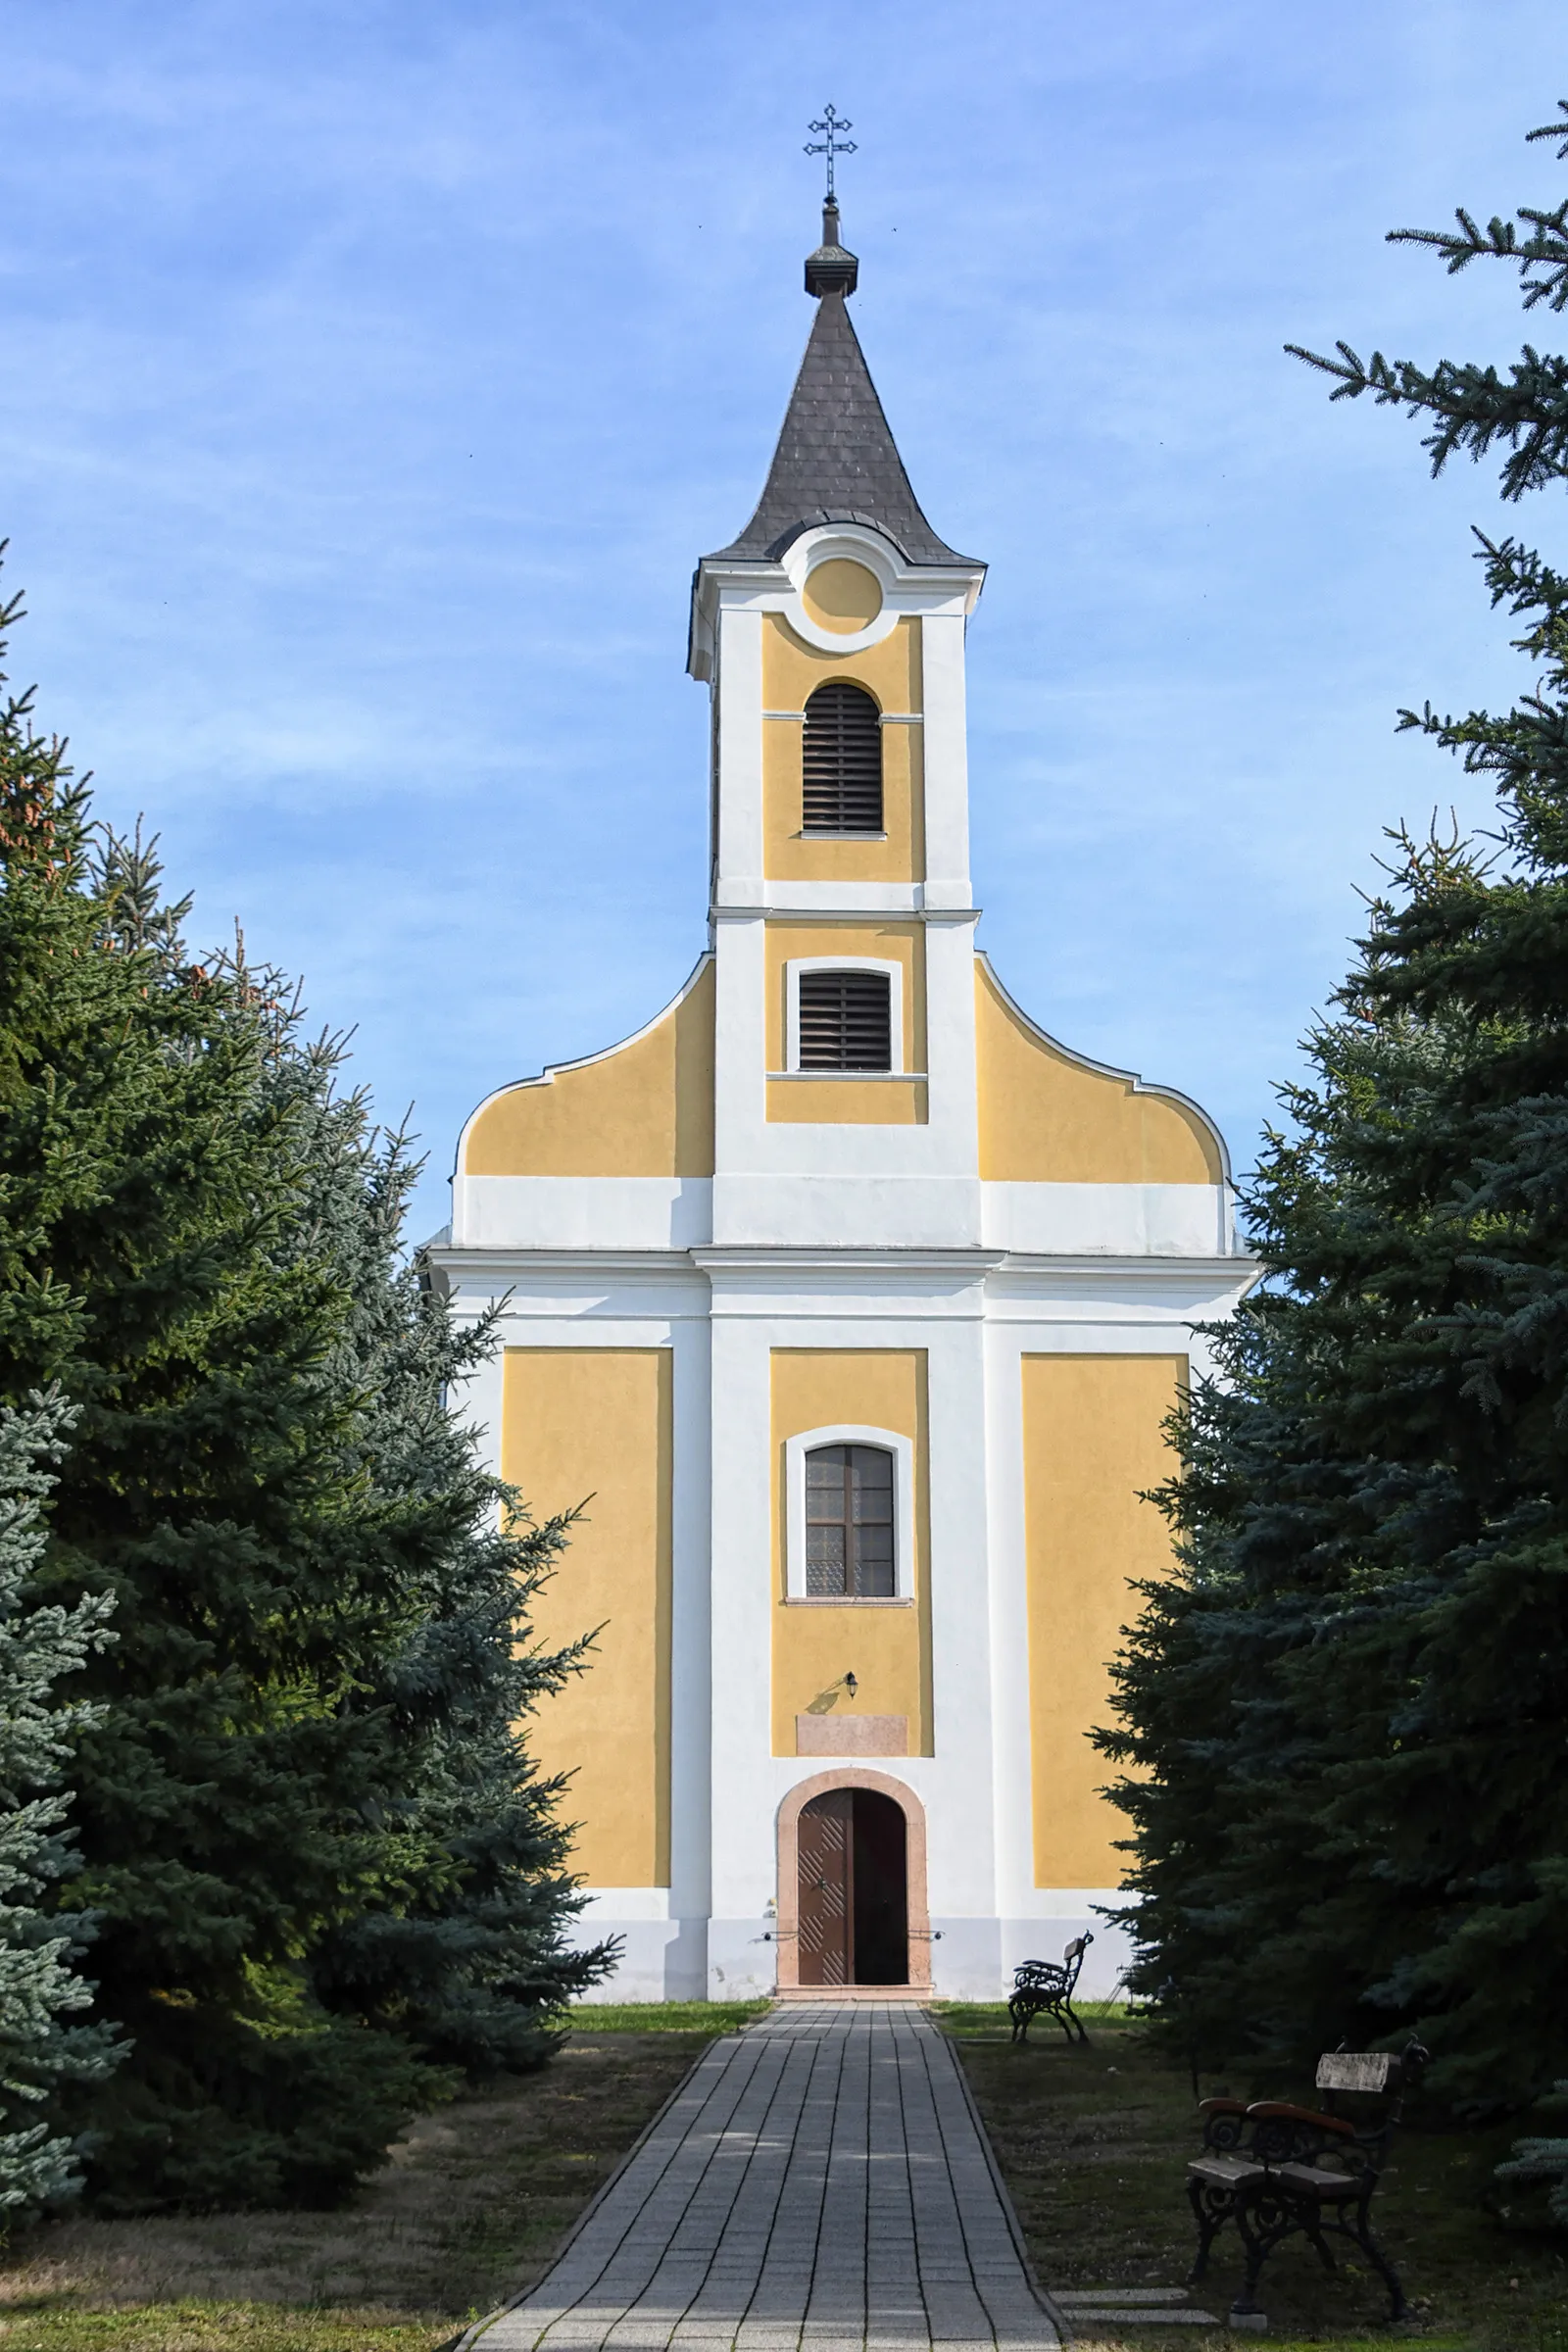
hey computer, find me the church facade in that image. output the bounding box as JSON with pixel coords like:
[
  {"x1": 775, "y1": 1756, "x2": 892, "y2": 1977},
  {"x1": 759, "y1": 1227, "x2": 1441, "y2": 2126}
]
[{"x1": 429, "y1": 204, "x2": 1255, "y2": 2003}]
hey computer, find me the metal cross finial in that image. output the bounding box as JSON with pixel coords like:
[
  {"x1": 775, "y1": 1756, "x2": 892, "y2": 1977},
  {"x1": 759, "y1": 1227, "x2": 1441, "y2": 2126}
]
[{"x1": 805, "y1": 105, "x2": 856, "y2": 203}]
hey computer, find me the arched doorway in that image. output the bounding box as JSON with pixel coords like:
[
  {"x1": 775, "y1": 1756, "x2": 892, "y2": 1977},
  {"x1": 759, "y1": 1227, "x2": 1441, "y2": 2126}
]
[
  {"x1": 775, "y1": 1770, "x2": 931, "y2": 1991},
  {"x1": 797, "y1": 1788, "x2": 907, "y2": 1986}
]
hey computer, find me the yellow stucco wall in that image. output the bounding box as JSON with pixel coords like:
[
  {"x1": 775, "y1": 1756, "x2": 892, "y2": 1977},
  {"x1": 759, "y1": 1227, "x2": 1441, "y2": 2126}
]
[
  {"x1": 464, "y1": 961, "x2": 714, "y2": 1178},
  {"x1": 761, "y1": 612, "x2": 924, "y2": 885},
  {"x1": 1021, "y1": 1353, "x2": 1186, "y2": 1886},
  {"x1": 765, "y1": 920, "x2": 926, "y2": 1126},
  {"x1": 503, "y1": 1348, "x2": 673, "y2": 1888},
  {"x1": 766, "y1": 1078, "x2": 928, "y2": 1126},
  {"x1": 801, "y1": 559, "x2": 883, "y2": 634},
  {"x1": 975, "y1": 959, "x2": 1222, "y2": 1185},
  {"x1": 770, "y1": 1350, "x2": 932, "y2": 1756}
]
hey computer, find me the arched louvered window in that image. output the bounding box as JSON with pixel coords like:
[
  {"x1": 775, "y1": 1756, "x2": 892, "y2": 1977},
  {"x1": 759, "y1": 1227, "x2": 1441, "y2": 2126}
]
[
  {"x1": 806, "y1": 1444, "x2": 896, "y2": 1597},
  {"x1": 798, "y1": 970, "x2": 893, "y2": 1070},
  {"x1": 803, "y1": 682, "x2": 883, "y2": 833}
]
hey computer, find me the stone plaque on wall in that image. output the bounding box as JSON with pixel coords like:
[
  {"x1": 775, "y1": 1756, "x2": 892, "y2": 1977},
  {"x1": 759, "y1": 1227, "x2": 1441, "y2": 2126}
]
[{"x1": 796, "y1": 1713, "x2": 908, "y2": 1757}]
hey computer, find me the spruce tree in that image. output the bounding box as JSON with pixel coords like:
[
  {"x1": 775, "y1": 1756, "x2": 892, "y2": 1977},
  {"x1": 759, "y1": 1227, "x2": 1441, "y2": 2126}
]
[
  {"x1": 0, "y1": 575, "x2": 607, "y2": 2208},
  {"x1": 0, "y1": 1389, "x2": 118, "y2": 2212},
  {"x1": 1100, "y1": 111, "x2": 1568, "y2": 2106},
  {"x1": 243, "y1": 1019, "x2": 612, "y2": 2070}
]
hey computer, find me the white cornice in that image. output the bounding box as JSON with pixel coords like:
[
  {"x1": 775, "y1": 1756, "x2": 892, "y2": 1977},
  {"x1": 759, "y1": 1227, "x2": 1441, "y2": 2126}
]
[
  {"x1": 711, "y1": 885, "x2": 980, "y2": 918},
  {"x1": 430, "y1": 1239, "x2": 1257, "y2": 1286},
  {"x1": 694, "y1": 1248, "x2": 1004, "y2": 1274},
  {"x1": 425, "y1": 1246, "x2": 704, "y2": 1287},
  {"x1": 993, "y1": 1252, "x2": 1260, "y2": 1281}
]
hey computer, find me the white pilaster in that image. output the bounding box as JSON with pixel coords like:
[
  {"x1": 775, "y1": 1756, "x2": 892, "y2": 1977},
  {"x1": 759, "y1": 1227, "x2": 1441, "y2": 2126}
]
[
  {"x1": 924, "y1": 1305, "x2": 1000, "y2": 1992},
  {"x1": 667, "y1": 1309, "x2": 713, "y2": 1992},
  {"x1": 704, "y1": 1309, "x2": 778, "y2": 1997},
  {"x1": 920, "y1": 611, "x2": 973, "y2": 905},
  {"x1": 711, "y1": 914, "x2": 767, "y2": 1185},
  {"x1": 713, "y1": 608, "x2": 763, "y2": 897},
  {"x1": 922, "y1": 912, "x2": 982, "y2": 1179}
]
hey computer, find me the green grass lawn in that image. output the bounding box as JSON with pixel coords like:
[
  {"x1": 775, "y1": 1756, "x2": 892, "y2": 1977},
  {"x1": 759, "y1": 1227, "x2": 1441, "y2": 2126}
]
[
  {"x1": 0, "y1": 2308, "x2": 455, "y2": 2351},
  {"x1": 0, "y1": 2027, "x2": 730, "y2": 2352},
  {"x1": 941, "y1": 2006, "x2": 1568, "y2": 2351},
  {"x1": 561, "y1": 1998, "x2": 771, "y2": 2034}
]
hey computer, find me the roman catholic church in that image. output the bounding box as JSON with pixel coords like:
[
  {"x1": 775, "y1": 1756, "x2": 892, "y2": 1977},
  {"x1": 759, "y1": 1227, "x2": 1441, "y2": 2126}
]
[{"x1": 428, "y1": 199, "x2": 1256, "y2": 2003}]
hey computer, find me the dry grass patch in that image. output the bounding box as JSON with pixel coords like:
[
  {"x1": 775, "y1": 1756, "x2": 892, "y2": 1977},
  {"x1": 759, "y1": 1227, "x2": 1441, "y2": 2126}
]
[
  {"x1": 941, "y1": 2008, "x2": 1568, "y2": 2351},
  {"x1": 0, "y1": 2031, "x2": 712, "y2": 2351}
]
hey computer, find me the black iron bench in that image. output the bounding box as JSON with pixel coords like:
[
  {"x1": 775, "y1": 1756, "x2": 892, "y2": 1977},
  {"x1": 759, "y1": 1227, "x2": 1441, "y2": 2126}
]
[
  {"x1": 1007, "y1": 1933, "x2": 1094, "y2": 2044},
  {"x1": 1187, "y1": 2040, "x2": 1429, "y2": 2322}
]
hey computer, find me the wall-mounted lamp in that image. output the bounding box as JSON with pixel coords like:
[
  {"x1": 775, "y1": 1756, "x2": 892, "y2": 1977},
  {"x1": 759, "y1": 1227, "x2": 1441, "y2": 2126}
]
[{"x1": 843, "y1": 1671, "x2": 858, "y2": 1697}]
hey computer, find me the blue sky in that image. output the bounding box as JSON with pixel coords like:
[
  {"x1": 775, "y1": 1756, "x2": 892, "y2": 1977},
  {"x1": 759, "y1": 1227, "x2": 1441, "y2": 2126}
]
[{"x1": 3, "y1": 1, "x2": 1563, "y2": 1238}]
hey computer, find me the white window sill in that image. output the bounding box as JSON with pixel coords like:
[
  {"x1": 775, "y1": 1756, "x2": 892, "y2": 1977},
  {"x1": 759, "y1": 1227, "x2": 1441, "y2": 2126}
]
[
  {"x1": 782, "y1": 1594, "x2": 914, "y2": 1608},
  {"x1": 769, "y1": 1070, "x2": 925, "y2": 1082}
]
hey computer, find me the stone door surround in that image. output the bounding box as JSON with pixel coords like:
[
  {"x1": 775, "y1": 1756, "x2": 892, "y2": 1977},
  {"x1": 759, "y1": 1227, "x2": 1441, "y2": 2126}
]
[{"x1": 774, "y1": 1767, "x2": 931, "y2": 1991}]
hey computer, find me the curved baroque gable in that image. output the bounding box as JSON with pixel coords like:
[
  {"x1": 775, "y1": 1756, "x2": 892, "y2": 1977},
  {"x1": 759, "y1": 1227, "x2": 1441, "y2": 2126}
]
[
  {"x1": 975, "y1": 957, "x2": 1224, "y2": 1186},
  {"x1": 461, "y1": 958, "x2": 715, "y2": 1179}
]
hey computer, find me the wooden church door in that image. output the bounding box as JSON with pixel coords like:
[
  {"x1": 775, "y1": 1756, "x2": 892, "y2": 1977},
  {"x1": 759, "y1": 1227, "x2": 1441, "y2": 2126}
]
[{"x1": 797, "y1": 1790, "x2": 853, "y2": 1985}]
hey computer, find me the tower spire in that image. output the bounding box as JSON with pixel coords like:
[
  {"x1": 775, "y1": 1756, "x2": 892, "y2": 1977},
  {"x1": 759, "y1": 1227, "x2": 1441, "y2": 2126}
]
[
  {"x1": 805, "y1": 195, "x2": 858, "y2": 299},
  {"x1": 702, "y1": 109, "x2": 978, "y2": 569},
  {"x1": 804, "y1": 106, "x2": 859, "y2": 297}
]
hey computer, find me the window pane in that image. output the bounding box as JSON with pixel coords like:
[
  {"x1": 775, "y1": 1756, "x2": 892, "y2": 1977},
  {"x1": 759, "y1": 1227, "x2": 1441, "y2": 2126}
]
[
  {"x1": 802, "y1": 1443, "x2": 896, "y2": 1601},
  {"x1": 807, "y1": 1524, "x2": 847, "y2": 1596},
  {"x1": 850, "y1": 1449, "x2": 897, "y2": 1594},
  {"x1": 854, "y1": 1526, "x2": 896, "y2": 1598},
  {"x1": 850, "y1": 1447, "x2": 894, "y2": 1525}
]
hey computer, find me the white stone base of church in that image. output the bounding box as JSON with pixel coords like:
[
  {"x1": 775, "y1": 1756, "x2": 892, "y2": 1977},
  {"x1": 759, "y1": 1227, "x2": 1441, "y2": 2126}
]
[{"x1": 566, "y1": 1897, "x2": 1136, "y2": 2006}]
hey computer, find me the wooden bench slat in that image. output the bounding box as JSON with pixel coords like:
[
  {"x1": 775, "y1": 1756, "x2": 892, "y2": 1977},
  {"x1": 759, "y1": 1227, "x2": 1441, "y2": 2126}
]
[
  {"x1": 1189, "y1": 2155, "x2": 1267, "y2": 2189},
  {"x1": 1276, "y1": 2162, "x2": 1361, "y2": 2197}
]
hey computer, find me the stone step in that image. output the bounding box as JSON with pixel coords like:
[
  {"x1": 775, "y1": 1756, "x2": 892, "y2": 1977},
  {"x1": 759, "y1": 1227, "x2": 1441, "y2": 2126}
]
[
  {"x1": 768, "y1": 1984, "x2": 930, "y2": 2003},
  {"x1": 1054, "y1": 2292, "x2": 1198, "y2": 2305},
  {"x1": 1056, "y1": 2312, "x2": 1222, "y2": 2328},
  {"x1": 1053, "y1": 2290, "x2": 1223, "y2": 2328}
]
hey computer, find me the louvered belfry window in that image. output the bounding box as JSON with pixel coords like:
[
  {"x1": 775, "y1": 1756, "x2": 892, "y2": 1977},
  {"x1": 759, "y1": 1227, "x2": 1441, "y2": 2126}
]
[
  {"x1": 798, "y1": 970, "x2": 893, "y2": 1071},
  {"x1": 803, "y1": 682, "x2": 883, "y2": 833},
  {"x1": 806, "y1": 1445, "x2": 896, "y2": 1597}
]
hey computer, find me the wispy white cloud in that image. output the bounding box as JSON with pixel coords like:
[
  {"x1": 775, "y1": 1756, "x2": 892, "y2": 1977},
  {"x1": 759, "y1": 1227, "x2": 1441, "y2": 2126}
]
[{"x1": 1, "y1": 0, "x2": 1559, "y2": 1232}]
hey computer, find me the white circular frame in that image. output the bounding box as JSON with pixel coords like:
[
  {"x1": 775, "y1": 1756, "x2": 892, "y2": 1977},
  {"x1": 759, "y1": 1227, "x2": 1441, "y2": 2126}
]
[{"x1": 779, "y1": 525, "x2": 905, "y2": 655}]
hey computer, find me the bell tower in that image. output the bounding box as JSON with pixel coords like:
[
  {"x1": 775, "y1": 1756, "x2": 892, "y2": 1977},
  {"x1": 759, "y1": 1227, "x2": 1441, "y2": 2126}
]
[{"x1": 688, "y1": 200, "x2": 989, "y2": 1250}]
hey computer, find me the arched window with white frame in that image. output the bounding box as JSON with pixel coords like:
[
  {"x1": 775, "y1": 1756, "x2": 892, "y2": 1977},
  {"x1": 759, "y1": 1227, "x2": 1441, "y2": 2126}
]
[
  {"x1": 807, "y1": 1444, "x2": 895, "y2": 1595},
  {"x1": 784, "y1": 1426, "x2": 916, "y2": 1603}
]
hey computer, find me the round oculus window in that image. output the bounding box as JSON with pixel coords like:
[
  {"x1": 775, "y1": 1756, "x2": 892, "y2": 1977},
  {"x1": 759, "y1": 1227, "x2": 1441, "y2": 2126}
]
[{"x1": 801, "y1": 559, "x2": 883, "y2": 635}]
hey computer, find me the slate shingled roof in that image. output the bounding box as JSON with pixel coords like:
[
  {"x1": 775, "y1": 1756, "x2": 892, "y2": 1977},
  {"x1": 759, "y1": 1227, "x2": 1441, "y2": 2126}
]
[{"x1": 708, "y1": 274, "x2": 978, "y2": 569}]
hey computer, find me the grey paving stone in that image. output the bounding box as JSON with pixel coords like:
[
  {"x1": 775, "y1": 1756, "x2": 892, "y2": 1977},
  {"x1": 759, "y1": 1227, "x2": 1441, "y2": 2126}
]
[{"x1": 475, "y1": 2008, "x2": 1061, "y2": 2352}]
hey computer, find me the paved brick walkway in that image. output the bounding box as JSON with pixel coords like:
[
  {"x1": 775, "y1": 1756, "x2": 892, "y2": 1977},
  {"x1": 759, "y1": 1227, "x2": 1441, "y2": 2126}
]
[{"x1": 476, "y1": 2004, "x2": 1060, "y2": 2352}]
